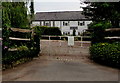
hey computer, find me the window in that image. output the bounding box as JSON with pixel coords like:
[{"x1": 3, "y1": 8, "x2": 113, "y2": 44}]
[
  {"x1": 78, "y1": 21, "x2": 85, "y2": 26},
  {"x1": 45, "y1": 23, "x2": 49, "y2": 26},
  {"x1": 44, "y1": 21, "x2": 50, "y2": 26},
  {"x1": 53, "y1": 21, "x2": 55, "y2": 27},
  {"x1": 83, "y1": 21, "x2": 85, "y2": 25},
  {"x1": 63, "y1": 21, "x2": 69, "y2": 26},
  {"x1": 63, "y1": 32, "x2": 70, "y2": 35},
  {"x1": 70, "y1": 27, "x2": 78, "y2": 30},
  {"x1": 63, "y1": 32, "x2": 65, "y2": 35}
]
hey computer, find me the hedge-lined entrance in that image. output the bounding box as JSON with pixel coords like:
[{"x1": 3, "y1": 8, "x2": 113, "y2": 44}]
[{"x1": 2, "y1": 27, "x2": 40, "y2": 70}]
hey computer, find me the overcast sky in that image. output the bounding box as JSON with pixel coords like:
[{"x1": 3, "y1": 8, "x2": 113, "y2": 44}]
[{"x1": 34, "y1": 0, "x2": 86, "y2": 13}]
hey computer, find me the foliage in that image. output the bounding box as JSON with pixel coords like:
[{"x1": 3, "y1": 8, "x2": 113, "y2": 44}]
[
  {"x1": 17, "y1": 45, "x2": 29, "y2": 51},
  {"x1": 33, "y1": 26, "x2": 43, "y2": 37},
  {"x1": 2, "y1": 47, "x2": 38, "y2": 69},
  {"x1": 2, "y1": 1, "x2": 38, "y2": 70},
  {"x1": 30, "y1": 0, "x2": 34, "y2": 19},
  {"x1": 90, "y1": 42, "x2": 120, "y2": 68},
  {"x1": 2, "y1": 2, "x2": 30, "y2": 56},
  {"x1": 89, "y1": 21, "x2": 112, "y2": 44},
  {"x1": 83, "y1": 2, "x2": 120, "y2": 28},
  {"x1": 90, "y1": 22, "x2": 105, "y2": 44},
  {"x1": 43, "y1": 26, "x2": 61, "y2": 36},
  {"x1": 34, "y1": 26, "x2": 62, "y2": 36},
  {"x1": 2, "y1": 2, "x2": 29, "y2": 28},
  {"x1": 88, "y1": 21, "x2": 112, "y2": 29}
]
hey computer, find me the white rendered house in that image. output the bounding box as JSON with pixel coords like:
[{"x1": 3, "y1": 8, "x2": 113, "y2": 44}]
[{"x1": 32, "y1": 11, "x2": 92, "y2": 35}]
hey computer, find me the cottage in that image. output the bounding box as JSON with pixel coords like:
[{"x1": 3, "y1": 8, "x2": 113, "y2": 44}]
[{"x1": 32, "y1": 11, "x2": 92, "y2": 35}]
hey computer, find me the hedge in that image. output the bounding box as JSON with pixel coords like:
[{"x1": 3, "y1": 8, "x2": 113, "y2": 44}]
[
  {"x1": 90, "y1": 42, "x2": 120, "y2": 68},
  {"x1": 34, "y1": 26, "x2": 61, "y2": 36},
  {"x1": 89, "y1": 21, "x2": 112, "y2": 44},
  {"x1": 2, "y1": 27, "x2": 40, "y2": 70}
]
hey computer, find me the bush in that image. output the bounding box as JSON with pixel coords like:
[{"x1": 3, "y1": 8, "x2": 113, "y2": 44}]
[
  {"x1": 2, "y1": 27, "x2": 41, "y2": 69},
  {"x1": 17, "y1": 45, "x2": 29, "y2": 51},
  {"x1": 91, "y1": 25, "x2": 105, "y2": 44},
  {"x1": 90, "y1": 42, "x2": 120, "y2": 68},
  {"x1": 43, "y1": 26, "x2": 61, "y2": 35},
  {"x1": 2, "y1": 45, "x2": 38, "y2": 69},
  {"x1": 88, "y1": 21, "x2": 112, "y2": 30},
  {"x1": 89, "y1": 21, "x2": 112, "y2": 44},
  {"x1": 34, "y1": 26, "x2": 61, "y2": 36}
]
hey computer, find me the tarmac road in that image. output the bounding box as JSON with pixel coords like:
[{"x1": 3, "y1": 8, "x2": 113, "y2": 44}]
[{"x1": 2, "y1": 40, "x2": 119, "y2": 81}]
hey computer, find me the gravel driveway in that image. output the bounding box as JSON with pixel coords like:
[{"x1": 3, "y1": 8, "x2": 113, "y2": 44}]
[{"x1": 2, "y1": 40, "x2": 119, "y2": 81}]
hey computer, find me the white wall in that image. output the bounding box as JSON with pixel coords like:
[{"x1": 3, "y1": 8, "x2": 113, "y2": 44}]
[
  {"x1": 32, "y1": 20, "x2": 92, "y2": 35},
  {"x1": 32, "y1": 21, "x2": 40, "y2": 26},
  {"x1": 61, "y1": 21, "x2": 92, "y2": 35}
]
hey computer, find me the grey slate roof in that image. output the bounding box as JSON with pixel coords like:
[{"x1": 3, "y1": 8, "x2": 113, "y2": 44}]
[{"x1": 33, "y1": 11, "x2": 89, "y2": 21}]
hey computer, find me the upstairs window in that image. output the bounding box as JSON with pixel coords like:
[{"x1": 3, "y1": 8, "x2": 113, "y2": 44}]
[
  {"x1": 44, "y1": 21, "x2": 50, "y2": 26},
  {"x1": 63, "y1": 21, "x2": 69, "y2": 26},
  {"x1": 78, "y1": 21, "x2": 85, "y2": 26},
  {"x1": 45, "y1": 23, "x2": 49, "y2": 26}
]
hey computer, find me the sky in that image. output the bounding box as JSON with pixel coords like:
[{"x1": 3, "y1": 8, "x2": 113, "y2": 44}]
[{"x1": 34, "y1": 0, "x2": 87, "y2": 13}]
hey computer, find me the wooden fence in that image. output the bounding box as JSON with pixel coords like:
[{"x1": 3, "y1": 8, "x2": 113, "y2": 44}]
[
  {"x1": 8, "y1": 28, "x2": 33, "y2": 51},
  {"x1": 105, "y1": 28, "x2": 120, "y2": 40}
]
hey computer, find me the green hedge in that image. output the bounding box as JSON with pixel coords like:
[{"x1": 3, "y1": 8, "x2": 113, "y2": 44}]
[
  {"x1": 89, "y1": 21, "x2": 112, "y2": 44},
  {"x1": 2, "y1": 45, "x2": 39, "y2": 69},
  {"x1": 90, "y1": 42, "x2": 120, "y2": 68},
  {"x1": 34, "y1": 26, "x2": 61, "y2": 36},
  {"x1": 2, "y1": 27, "x2": 41, "y2": 70}
]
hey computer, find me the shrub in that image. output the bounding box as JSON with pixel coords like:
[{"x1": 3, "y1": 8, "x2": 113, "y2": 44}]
[
  {"x1": 2, "y1": 27, "x2": 41, "y2": 69},
  {"x1": 2, "y1": 45, "x2": 39, "y2": 69},
  {"x1": 91, "y1": 25, "x2": 105, "y2": 44},
  {"x1": 33, "y1": 26, "x2": 61, "y2": 36},
  {"x1": 90, "y1": 42, "x2": 120, "y2": 68},
  {"x1": 3, "y1": 47, "x2": 30, "y2": 66},
  {"x1": 88, "y1": 21, "x2": 112, "y2": 30},
  {"x1": 17, "y1": 45, "x2": 29, "y2": 51},
  {"x1": 89, "y1": 21, "x2": 112, "y2": 44}
]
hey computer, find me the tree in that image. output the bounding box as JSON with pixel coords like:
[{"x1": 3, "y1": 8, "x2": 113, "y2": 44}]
[
  {"x1": 30, "y1": 0, "x2": 34, "y2": 19},
  {"x1": 82, "y1": 2, "x2": 120, "y2": 28},
  {"x1": 2, "y1": 2, "x2": 29, "y2": 28},
  {"x1": 2, "y1": 1, "x2": 31, "y2": 54}
]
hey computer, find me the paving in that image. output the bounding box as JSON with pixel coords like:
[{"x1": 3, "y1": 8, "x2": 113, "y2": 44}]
[{"x1": 2, "y1": 40, "x2": 119, "y2": 81}]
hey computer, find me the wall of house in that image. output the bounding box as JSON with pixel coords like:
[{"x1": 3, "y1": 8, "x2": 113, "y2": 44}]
[
  {"x1": 32, "y1": 20, "x2": 92, "y2": 35},
  {"x1": 32, "y1": 21, "x2": 40, "y2": 26}
]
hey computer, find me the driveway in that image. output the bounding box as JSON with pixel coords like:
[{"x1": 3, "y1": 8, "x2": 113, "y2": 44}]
[{"x1": 2, "y1": 40, "x2": 119, "y2": 81}]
